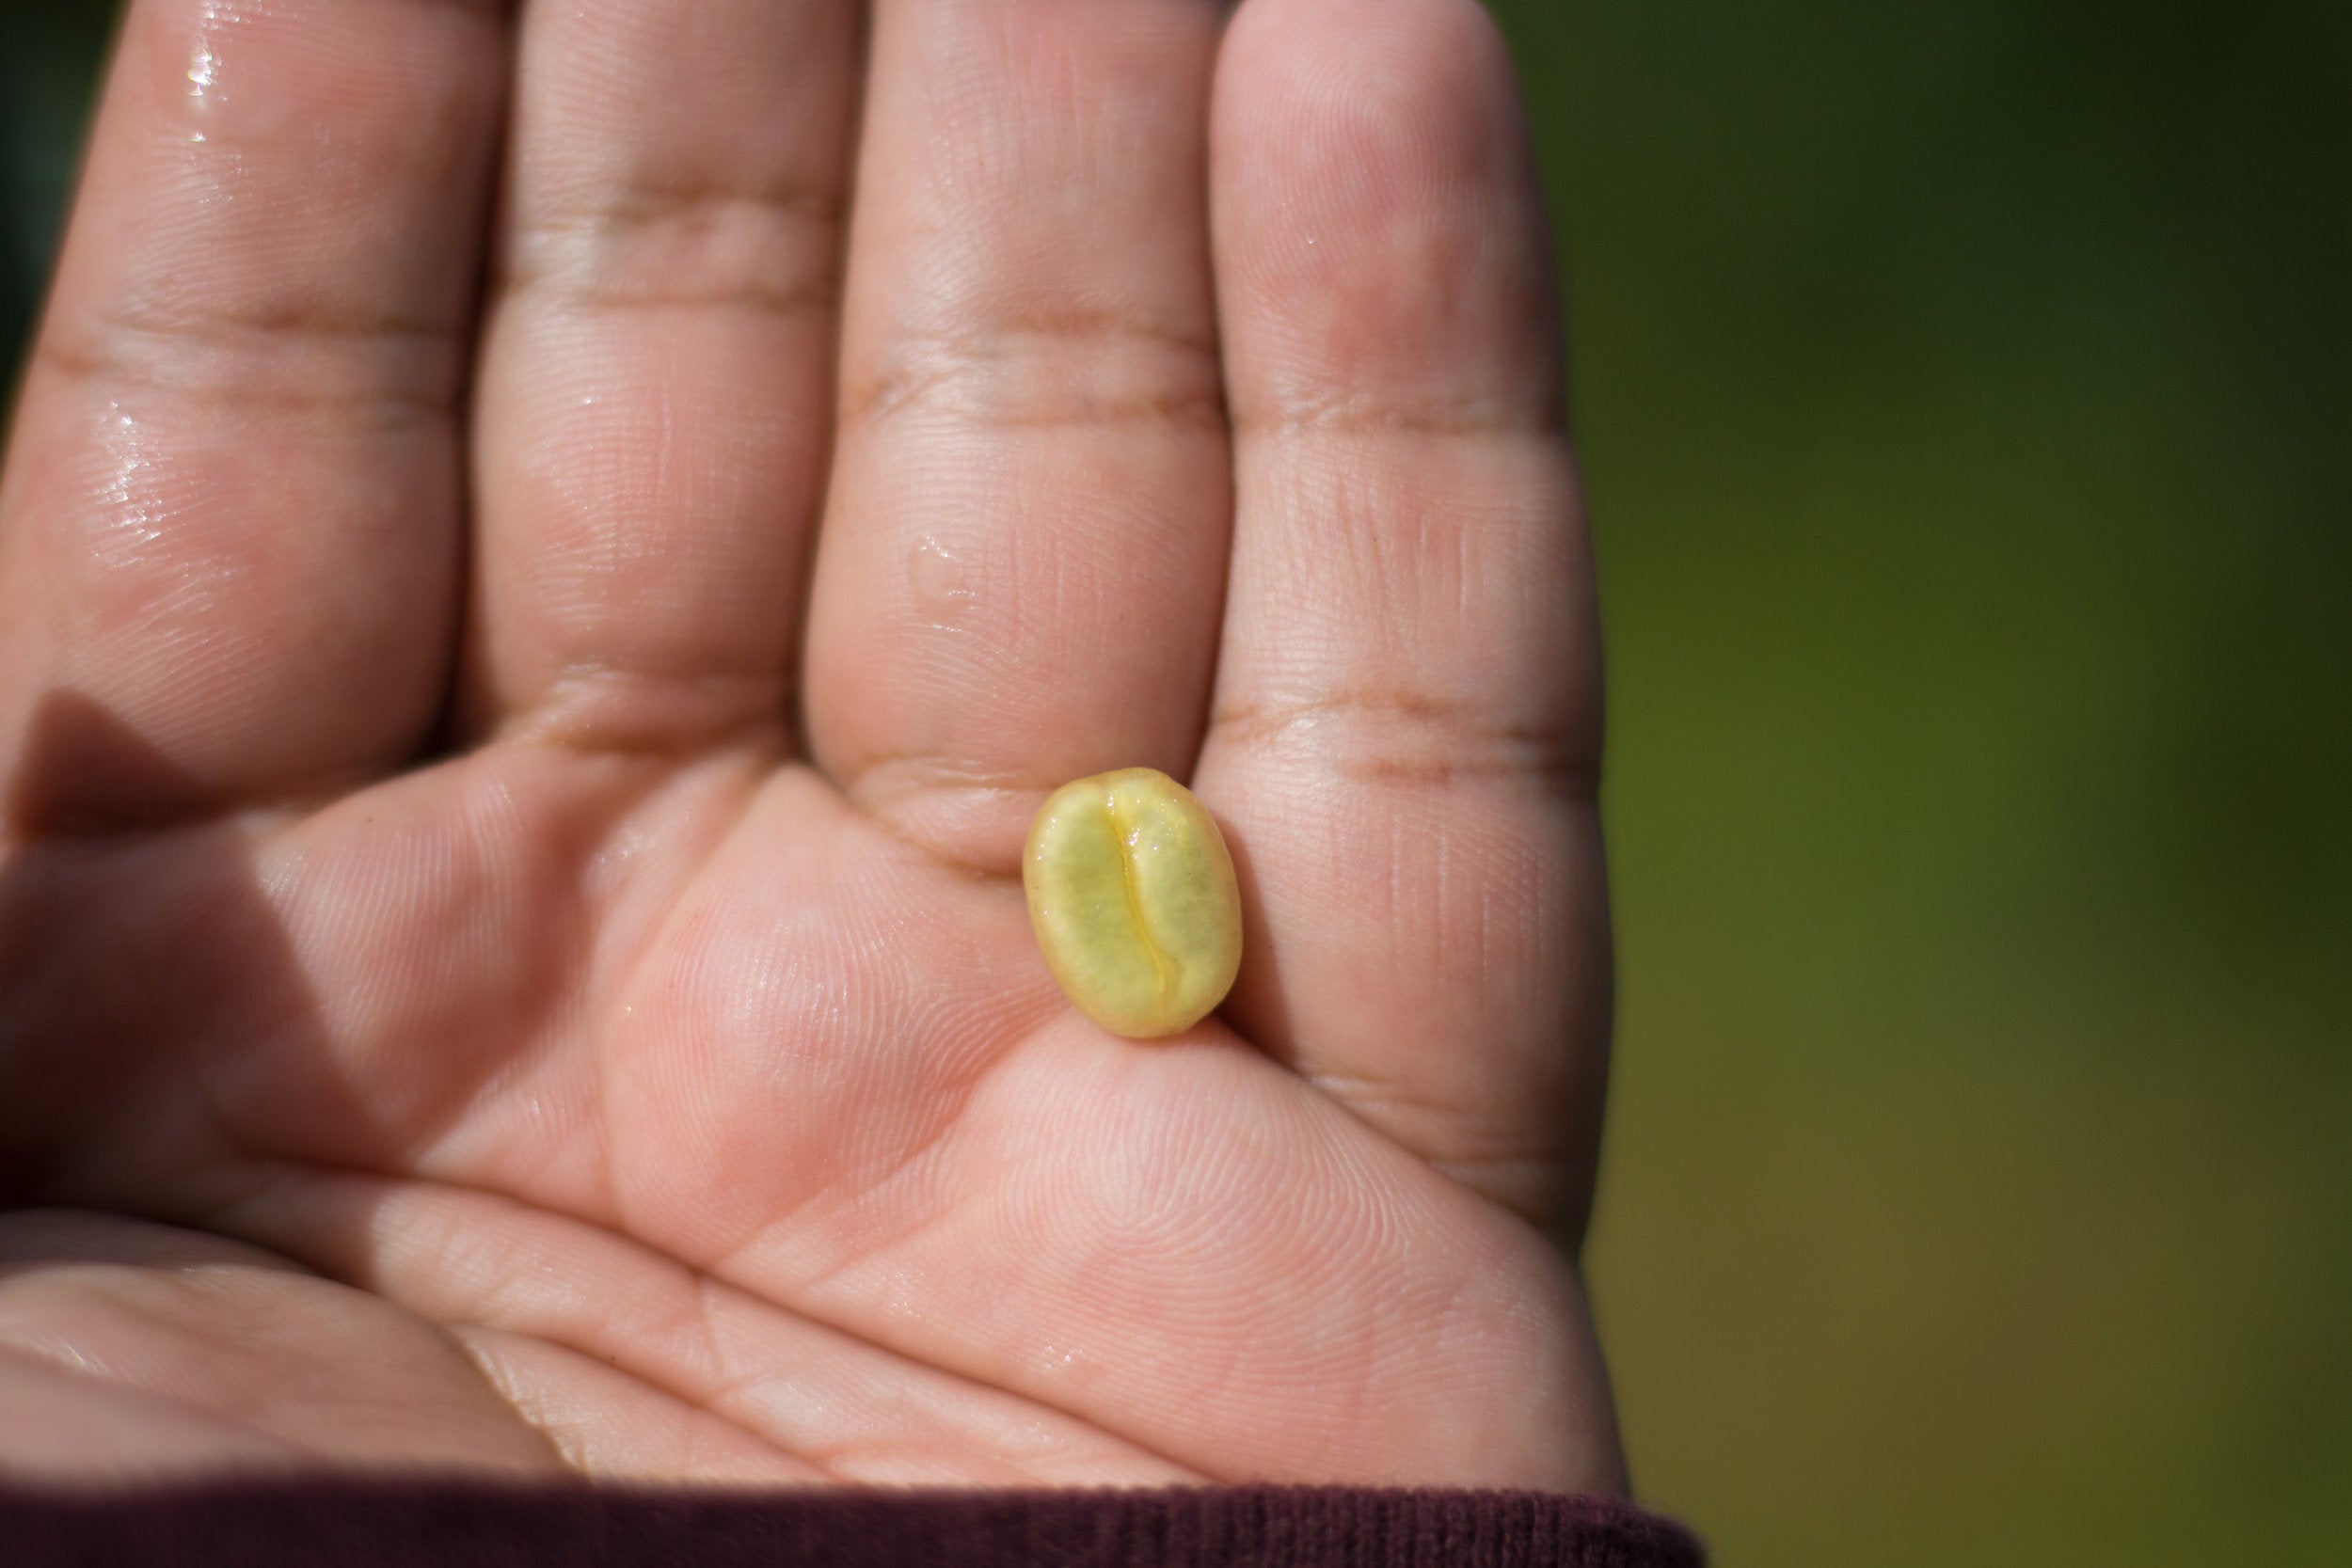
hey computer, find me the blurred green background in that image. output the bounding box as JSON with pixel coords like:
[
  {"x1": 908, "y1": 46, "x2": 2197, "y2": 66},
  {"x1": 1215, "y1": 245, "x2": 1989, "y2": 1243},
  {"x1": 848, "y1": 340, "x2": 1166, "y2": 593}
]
[{"x1": 4, "y1": 2, "x2": 2346, "y2": 1561}]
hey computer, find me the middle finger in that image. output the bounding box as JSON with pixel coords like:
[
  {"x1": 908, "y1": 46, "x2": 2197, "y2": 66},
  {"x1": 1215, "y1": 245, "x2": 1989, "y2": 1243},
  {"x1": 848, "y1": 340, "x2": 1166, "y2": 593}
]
[{"x1": 464, "y1": 0, "x2": 865, "y2": 752}]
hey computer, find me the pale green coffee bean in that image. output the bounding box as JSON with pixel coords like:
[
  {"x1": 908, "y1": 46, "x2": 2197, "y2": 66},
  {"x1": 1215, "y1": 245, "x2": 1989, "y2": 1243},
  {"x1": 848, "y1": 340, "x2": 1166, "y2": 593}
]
[{"x1": 1024, "y1": 768, "x2": 1243, "y2": 1039}]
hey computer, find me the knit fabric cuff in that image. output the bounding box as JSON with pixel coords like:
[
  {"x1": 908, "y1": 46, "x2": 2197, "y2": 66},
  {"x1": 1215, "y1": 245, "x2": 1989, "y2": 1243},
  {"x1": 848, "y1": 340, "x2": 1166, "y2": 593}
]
[{"x1": 0, "y1": 1479, "x2": 1705, "y2": 1566}]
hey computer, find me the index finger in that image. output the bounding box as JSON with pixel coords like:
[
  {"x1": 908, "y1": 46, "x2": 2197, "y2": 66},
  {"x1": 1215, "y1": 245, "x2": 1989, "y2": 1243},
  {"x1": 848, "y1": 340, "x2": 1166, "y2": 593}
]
[{"x1": 0, "y1": 0, "x2": 510, "y2": 829}]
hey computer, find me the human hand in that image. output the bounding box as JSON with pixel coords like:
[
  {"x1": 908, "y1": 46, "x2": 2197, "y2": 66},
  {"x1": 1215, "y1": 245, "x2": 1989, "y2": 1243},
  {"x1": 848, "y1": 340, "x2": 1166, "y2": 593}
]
[{"x1": 0, "y1": 0, "x2": 1620, "y2": 1490}]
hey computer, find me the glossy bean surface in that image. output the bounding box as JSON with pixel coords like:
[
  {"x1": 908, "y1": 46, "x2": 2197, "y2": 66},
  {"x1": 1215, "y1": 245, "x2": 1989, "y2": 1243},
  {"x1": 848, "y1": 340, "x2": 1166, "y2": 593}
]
[{"x1": 1023, "y1": 768, "x2": 1242, "y2": 1039}]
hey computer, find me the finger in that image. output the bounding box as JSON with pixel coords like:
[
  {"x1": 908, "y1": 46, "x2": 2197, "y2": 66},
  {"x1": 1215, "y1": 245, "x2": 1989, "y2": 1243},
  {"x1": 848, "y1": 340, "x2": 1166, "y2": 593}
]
[
  {"x1": 0, "y1": 1210, "x2": 565, "y2": 1474},
  {"x1": 0, "y1": 1348, "x2": 302, "y2": 1478},
  {"x1": 0, "y1": 0, "x2": 510, "y2": 830},
  {"x1": 803, "y1": 0, "x2": 1232, "y2": 869},
  {"x1": 462, "y1": 0, "x2": 863, "y2": 752},
  {"x1": 1194, "y1": 0, "x2": 1609, "y2": 1230}
]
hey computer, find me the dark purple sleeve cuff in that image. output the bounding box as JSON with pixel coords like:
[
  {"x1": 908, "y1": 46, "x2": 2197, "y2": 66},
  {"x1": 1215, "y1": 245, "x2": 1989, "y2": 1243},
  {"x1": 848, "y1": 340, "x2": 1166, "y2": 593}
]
[{"x1": 0, "y1": 1479, "x2": 1704, "y2": 1566}]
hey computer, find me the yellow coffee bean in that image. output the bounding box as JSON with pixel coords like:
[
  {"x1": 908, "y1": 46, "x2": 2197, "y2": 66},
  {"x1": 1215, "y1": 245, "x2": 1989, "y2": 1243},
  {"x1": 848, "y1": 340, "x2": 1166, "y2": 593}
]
[{"x1": 1024, "y1": 768, "x2": 1243, "y2": 1039}]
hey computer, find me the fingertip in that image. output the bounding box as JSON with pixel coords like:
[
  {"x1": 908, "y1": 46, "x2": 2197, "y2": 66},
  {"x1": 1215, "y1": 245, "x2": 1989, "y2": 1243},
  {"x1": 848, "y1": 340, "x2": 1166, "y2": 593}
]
[
  {"x1": 1213, "y1": 0, "x2": 1561, "y2": 425},
  {"x1": 1218, "y1": 0, "x2": 1534, "y2": 178}
]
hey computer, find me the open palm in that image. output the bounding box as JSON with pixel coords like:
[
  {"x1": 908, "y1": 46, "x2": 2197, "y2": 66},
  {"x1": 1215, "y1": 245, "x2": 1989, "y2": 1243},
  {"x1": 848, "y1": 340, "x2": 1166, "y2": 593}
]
[{"x1": 0, "y1": 0, "x2": 1618, "y2": 1491}]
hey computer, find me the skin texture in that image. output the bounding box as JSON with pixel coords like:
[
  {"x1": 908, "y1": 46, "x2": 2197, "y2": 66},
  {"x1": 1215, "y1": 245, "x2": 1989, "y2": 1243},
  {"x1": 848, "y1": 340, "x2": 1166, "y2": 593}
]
[
  {"x1": 1024, "y1": 768, "x2": 1243, "y2": 1039},
  {"x1": 0, "y1": 0, "x2": 1622, "y2": 1491}
]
